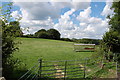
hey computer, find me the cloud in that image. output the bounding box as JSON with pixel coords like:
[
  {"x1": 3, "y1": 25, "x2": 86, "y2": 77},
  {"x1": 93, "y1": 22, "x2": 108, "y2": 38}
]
[
  {"x1": 53, "y1": 7, "x2": 109, "y2": 39},
  {"x1": 20, "y1": 17, "x2": 54, "y2": 34},
  {"x1": 76, "y1": 7, "x2": 109, "y2": 39},
  {"x1": 11, "y1": 10, "x2": 22, "y2": 20},
  {"x1": 13, "y1": 1, "x2": 91, "y2": 20},
  {"x1": 11, "y1": 1, "x2": 111, "y2": 39},
  {"x1": 77, "y1": 6, "x2": 91, "y2": 20},
  {"x1": 13, "y1": 2, "x2": 60, "y2": 20},
  {"x1": 12, "y1": 1, "x2": 92, "y2": 38},
  {"x1": 101, "y1": 1, "x2": 114, "y2": 17}
]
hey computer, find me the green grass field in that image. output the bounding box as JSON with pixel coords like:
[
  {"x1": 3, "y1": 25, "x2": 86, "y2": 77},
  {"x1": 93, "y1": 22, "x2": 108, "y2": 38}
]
[
  {"x1": 13, "y1": 38, "x2": 116, "y2": 79},
  {"x1": 13, "y1": 37, "x2": 96, "y2": 68}
]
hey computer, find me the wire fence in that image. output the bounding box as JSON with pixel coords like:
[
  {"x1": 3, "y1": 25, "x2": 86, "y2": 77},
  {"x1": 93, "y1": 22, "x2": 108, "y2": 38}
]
[{"x1": 18, "y1": 56, "x2": 118, "y2": 80}]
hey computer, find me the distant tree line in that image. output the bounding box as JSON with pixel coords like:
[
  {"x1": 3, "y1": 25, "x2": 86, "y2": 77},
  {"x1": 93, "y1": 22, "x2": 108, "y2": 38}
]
[
  {"x1": 72, "y1": 38, "x2": 101, "y2": 45},
  {"x1": 8, "y1": 21, "x2": 100, "y2": 44},
  {"x1": 20, "y1": 29, "x2": 100, "y2": 44},
  {"x1": 61, "y1": 38, "x2": 72, "y2": 42},
  {"x1": 22, "y1": 29, "x2": 61, "y2": 40}
]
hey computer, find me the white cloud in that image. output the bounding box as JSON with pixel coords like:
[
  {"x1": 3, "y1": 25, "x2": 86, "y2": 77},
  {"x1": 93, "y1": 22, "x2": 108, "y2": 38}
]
[
  {"x1": 12, "y1": 1, "x2": 94, "y2": 38},
  {"x1": 11, "y1": 1, "x2": 111, "y2": 39},
  {"x1": 13, "y1": 2, "x2": 91, "y2": 20},
  {"x1": 76, "y1": 7, "x2": 109, "y2": 39},
  {"x1": 77, "y1": 7, "x2": 91, "y2": 19},
  {"x1": 53, "y1": 7, "x2": 108, "y2": 39},
  {"x1": 101, "y1": 1, "x2": 114, "y2": 17},
  {"x1": 71, "y1": 2, "x2": 91, "y2": 10},
  {"x1": 11, "y1": 10, "x2": 22, "y2": 20},
  {"x1": 20, "y1": 17, "x2": 54, "y2": 34}
]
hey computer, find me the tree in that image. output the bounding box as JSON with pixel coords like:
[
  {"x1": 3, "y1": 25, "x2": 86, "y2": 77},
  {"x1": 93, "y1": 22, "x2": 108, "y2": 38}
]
[
  {"x1": 37, "y1": 32, "x2": 49, "y2": 38},
  {"x1": 34, "y1": 29, "x2": 61, "y2": 40},
  {"x1": 102, "y1": 1, "x2": 120, "y2": 61},
  {"x1": 2, "y1": 20, "x2": 18, "y2": 59},
  {"x1": 61, "y1": 38, "x2": 72, "y2": 42},
  {"x1": 109, "y1": 1, "x2": 120, "y2": 32},
  {"x1": 34, "y1": 29, "x2": 47, "y2": 38},
  {"x1": 9, "y1": 21, "x2": 23, "y2": 37},
  {"x1": 35, "y1": 29, "x2": 46, "y2": 34},
  {"x1": 47, "y1": 29, "x2": 61, "y2": 40},
  {"x1": 102, "y1": 30, "x2": 120, "y2": 53},
  {"x1": 1, "y1": 2, "x2": 26, "y2": 79}
]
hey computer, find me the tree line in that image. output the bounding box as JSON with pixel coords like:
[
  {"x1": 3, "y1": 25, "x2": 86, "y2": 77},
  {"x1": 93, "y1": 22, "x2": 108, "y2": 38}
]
[
  {"x1": 22, "y1": 30, "x2": 100, "y2": 44},
  {"x1": 23, "y1": 29, "x2": 61, "y2": 40}
]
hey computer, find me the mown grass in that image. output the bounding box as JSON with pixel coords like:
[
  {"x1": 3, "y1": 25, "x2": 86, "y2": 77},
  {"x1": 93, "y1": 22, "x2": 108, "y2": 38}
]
[{"x1": 13, "y1": 37, "x2": 96, "y2": 69}]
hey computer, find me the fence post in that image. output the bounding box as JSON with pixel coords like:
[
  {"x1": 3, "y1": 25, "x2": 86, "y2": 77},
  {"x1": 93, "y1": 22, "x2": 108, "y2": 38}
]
[
  {"x1": 83, "y1": 58, "x2": 87, "y2": 78},
  {"x1": 64, "y1": 61, "x2": 67, "y2": 80},
  {"x1": 38, "y1": 59, "x2": 42, "y2": 79},
  {"x1": 116, "y1": 60, "x2": 118, "y2": 78},
  {"x1": 83, "y1": 60, "x2": 85, "y2": 78}
]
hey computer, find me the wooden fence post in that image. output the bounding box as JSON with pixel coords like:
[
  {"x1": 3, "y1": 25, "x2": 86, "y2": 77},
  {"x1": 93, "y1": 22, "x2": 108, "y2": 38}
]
[
  {"x1": 64, "y1": 61, "x2": 67, "y2": 80},
  {"x1": 38, "y1": 59, "x2": 42, "y2": 79},
  {"x1": 83, "y1": 58, "x2": 87, "y2": 78}
]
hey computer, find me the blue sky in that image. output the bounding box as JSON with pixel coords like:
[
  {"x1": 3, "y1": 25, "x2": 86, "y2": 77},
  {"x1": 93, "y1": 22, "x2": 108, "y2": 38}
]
[
  {"x1": 2, "y1": 0, "x2": 114, "y2": 39},
  {"x1": 53, "y1": 2, "x2": 106, "y2": 26},
  {"x1": 90, "y1": 2, "x2": 106, "y2": 19}
]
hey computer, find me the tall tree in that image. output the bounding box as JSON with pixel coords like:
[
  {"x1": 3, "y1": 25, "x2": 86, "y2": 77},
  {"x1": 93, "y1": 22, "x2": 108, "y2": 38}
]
[
  {"x1": 109, "y1": 1, "x2": 120, "y2": 32},
  {"x1": 34, "y1": 29, "x2": 61, "y2": 40},
  {"x1": 9, "y1": 21, "x2": 23, "y2": 37},
  {"x1": 34, "y1": 29, "x2": 47, "y2": 38},
  {"x1": 1, "y1": 2, "x2": 23, "y2": 79},
  {"x1": 102, "y1": 1, "x2": 120, "y2": 61},
  {"x1": 47, "y1": 29, "x2": 61, "y2": 40}
]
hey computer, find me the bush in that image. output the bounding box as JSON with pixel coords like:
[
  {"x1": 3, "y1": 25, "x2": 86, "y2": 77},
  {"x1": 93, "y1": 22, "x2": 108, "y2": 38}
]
[
  {"x1": 34, "y1": 28, "x2": 61, "y2": 40},
  {"x1": 60, "y1": 38, "x2": 72, "y2": 42}
]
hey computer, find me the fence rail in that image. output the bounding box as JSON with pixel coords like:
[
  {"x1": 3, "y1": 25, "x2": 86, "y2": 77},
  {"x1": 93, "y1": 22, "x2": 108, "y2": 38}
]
[{"x1": 19, "y1": 57, "x2": 118, "y2": 80}]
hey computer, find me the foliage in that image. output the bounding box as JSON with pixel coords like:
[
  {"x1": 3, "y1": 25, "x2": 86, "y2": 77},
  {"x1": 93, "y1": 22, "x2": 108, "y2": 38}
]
[
  {"x1": 2, "y1": 20, "x2": 18, "y2": 59},
  {"x1": 22, "y1": 34, "x2": 35, "y2": 38},
  {"x1": 9, "y1": 21, "x2": 23, "y2": 37},
  {"x1": 47, "y1": 28, "x2": 61, "y2": 40},
  {"x1": 102, "y1": 1, "x2": 120, "y2": 61},
  {"x1": 109, "y1": 1, "x2": 120, "y2": 32},
  {"x1": 35, "y1": 29, "x2": 49, "y2": 38},
  {"x1": 60, "y1": 38, "x2": 72, "y2": 42},
  {"x1": 34, "y1": 28, "x2": 61, "y2": 40},
  {"x1": 34, "y1": 29, "x2": 46, "y2": 37},
  {"x1": 3, "y1": 57, "x2": 27, "y2": 79},
  {"x1": 1, "y1": 2, "x2": 26, "y2": 79},
  {"x1": 102, "y1": 30, "x2": 120, "y2": 53},
  {"x1": 71, "y1": 38, "x2": 101, "y2": 45}
]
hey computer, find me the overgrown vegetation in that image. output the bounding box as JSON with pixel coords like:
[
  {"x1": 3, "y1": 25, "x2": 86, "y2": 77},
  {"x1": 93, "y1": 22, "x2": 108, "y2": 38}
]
[
  {"x1": 72, "y1": 38, "x2": 101, "y2": 45},
  {"x1": 1, "y1": 2, "x2": 27, "y2": 79},
  {"x1": 102, "y1": 1, "x2": 120, "y2": 62}
]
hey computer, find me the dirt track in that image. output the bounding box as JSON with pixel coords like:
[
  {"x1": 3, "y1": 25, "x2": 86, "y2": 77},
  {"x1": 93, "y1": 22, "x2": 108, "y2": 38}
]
[{"x1": 54, "y1": 64, "x2": 65, "y2": 78}]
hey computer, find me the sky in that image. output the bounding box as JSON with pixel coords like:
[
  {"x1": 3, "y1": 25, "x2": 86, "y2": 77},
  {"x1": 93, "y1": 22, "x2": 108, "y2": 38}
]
[{"x1": 2, "y1": 0, "x2": 114, "y2": 39}]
